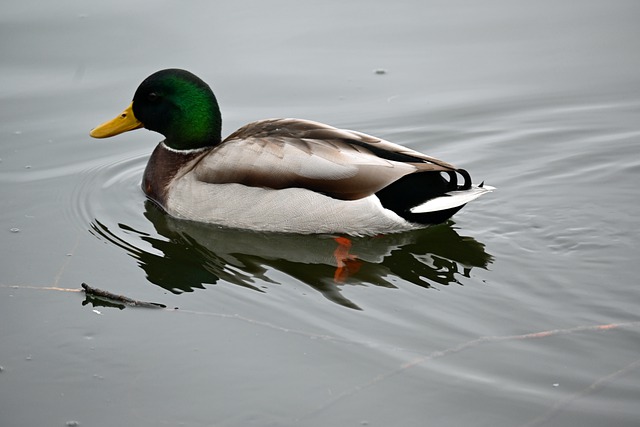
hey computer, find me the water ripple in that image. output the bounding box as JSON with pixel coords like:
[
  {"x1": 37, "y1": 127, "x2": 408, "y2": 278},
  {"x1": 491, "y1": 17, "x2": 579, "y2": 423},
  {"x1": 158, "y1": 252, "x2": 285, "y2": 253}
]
[{"x1": 67, "y1": 151, "x2": 149, "y2": 235}]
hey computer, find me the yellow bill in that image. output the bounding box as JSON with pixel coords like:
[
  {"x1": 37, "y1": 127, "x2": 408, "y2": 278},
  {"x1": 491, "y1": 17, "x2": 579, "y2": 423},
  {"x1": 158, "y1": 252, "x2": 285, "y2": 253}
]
[{"x1": 90, "y1": 102, "x2": 143, "y2": 138}]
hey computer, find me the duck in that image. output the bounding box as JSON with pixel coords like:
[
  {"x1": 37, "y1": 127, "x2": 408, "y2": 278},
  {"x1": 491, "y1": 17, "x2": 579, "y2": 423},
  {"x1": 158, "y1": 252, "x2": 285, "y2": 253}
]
[{"x1": 90, "y1": 69, "x2": 492, "y2": 236}]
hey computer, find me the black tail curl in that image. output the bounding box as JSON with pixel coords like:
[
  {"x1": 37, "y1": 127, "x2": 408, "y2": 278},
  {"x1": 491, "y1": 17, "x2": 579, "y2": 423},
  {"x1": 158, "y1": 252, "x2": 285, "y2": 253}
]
[
  {"x1": 375, "y1": 167, "x2": 474, "y2": 225},
  {"x1": 442, "y1": 168, "x2": 472, "y2": 192},
  {"x1": 457, "y1": 168, "x2": 472, "y2": 190}
]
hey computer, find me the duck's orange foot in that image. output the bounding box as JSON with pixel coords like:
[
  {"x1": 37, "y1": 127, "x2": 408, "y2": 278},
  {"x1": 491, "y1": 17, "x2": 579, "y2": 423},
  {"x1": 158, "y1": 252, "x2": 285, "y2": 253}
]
[{"x1": 333, "y1": 237, "x2": 362, "y2": 283}]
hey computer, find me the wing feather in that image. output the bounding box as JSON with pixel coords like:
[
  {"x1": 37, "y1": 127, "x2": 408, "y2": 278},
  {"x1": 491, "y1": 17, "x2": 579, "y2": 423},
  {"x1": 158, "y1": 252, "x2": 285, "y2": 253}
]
[{"x1": 193, "y1": 118, "x2": 456, "y2": 200}]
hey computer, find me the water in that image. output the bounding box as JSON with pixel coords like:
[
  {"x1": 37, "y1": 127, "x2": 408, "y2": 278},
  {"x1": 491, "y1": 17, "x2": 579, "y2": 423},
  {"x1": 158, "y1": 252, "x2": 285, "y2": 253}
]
[{"x1": 2, "y1": 1, "x2": 640, "y2": 426}]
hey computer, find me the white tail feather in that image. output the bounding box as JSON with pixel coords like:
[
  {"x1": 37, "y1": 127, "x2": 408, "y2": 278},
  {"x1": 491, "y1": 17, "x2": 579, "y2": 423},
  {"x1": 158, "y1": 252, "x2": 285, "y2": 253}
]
[{"x1": 410, "y1": 185, "x2": 495, "y2": 214}]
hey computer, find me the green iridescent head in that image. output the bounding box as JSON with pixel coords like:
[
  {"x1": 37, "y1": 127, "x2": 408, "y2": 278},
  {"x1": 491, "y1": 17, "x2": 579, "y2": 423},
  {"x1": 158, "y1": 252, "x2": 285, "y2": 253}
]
[{"x1": 90, "y1": 69, "x2": 222, "y2": 150}]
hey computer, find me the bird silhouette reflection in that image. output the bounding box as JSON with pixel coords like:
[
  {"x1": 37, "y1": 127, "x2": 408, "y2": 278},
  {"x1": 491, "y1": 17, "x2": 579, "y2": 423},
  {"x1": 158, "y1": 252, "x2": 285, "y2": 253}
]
[{"x1": 90, "y1": 201, "x2": 493, "y2": 309}]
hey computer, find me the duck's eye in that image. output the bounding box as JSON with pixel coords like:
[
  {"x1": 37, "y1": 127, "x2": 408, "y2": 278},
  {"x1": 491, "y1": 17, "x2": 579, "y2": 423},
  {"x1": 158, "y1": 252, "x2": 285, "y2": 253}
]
[{"x1": 147, "y1": 92, "x2": 159, "y2": 102}]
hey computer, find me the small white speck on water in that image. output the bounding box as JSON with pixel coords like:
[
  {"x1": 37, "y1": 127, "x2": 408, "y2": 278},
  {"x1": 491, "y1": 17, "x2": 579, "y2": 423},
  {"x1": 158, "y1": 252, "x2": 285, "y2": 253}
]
[
  {"x1": 66, "y1": 420, "x2": 80, "y2": 427},
  {"x1": 92, "y1": 310, "x2": 102, "y2": 315},
  {"x1": 25, "y1": 355, "x2": 32, "y2": 361},
  {"x1": 14, "y1": 130, "x2": 22, "y2": 135},
  {"x1": 553, "y1": 383, "x2": 559, "y2": 387},
  {"x1": 24, "y1": 165, "x2": 31, "y2": 169},
  {"x1": 10, "y1": 228, "x2": 20, "y2": 233}
]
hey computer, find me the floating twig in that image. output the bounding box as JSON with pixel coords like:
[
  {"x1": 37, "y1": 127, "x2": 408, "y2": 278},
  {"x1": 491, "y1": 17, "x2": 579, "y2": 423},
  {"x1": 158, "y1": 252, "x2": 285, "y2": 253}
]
[{"x1": 81, "y1": 283, "x2": 166, "y2": 309}]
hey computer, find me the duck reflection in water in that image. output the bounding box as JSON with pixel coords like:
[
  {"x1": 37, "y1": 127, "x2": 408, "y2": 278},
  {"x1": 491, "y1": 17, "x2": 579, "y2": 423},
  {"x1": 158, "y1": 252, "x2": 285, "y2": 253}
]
[{"x1": 90, "y1": 202, "x2": 493, "y2": 309}]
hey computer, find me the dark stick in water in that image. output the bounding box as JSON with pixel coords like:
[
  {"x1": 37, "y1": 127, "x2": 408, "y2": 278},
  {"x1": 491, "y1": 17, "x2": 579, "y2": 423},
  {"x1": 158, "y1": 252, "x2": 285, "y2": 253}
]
[{"x1": 81, "y1": 282, "x2": 166, "y2": 309}]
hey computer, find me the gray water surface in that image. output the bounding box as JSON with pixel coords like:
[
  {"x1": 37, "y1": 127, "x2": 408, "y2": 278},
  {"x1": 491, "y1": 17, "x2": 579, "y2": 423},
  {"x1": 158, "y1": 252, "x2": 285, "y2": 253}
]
[{"x1": 2, "y1": 1, "x2": 640, "y2": 426}]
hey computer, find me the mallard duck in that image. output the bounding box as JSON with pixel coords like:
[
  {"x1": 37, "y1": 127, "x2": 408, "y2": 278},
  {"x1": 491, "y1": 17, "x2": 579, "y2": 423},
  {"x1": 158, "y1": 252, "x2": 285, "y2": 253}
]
[{"x1": 90, "y1": 69, "x2": 492, "y2": 236}]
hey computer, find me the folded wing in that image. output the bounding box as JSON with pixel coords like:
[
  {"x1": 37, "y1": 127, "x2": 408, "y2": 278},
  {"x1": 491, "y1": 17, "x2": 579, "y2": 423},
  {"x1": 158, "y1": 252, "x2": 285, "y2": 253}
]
[{"x1": 193, "y1": 118, "x2": 461, "y2": 201}]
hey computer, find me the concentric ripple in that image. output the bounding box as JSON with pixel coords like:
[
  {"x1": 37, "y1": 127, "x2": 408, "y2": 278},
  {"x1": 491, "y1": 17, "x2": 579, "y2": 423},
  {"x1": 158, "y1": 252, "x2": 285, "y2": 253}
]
[{"x1": 68, "y1": 149, "x2": 151, "y2": 236}]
